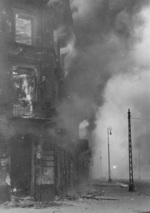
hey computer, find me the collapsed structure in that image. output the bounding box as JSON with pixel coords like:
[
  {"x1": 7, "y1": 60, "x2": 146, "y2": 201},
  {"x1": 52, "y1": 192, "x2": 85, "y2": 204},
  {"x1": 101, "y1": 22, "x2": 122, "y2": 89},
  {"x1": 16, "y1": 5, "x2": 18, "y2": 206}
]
[{"x1": 0, "y1": 0, "x2": 91, "y2": 202}]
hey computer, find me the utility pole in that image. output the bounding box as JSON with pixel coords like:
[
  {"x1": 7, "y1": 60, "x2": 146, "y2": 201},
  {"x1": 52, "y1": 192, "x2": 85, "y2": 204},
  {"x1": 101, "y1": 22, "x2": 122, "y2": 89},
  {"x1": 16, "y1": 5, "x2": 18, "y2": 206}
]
[
  {"x1": 107, "y1": 127, "x2": 112, "y2": 182},
  {"x1": 128, "y1": 109, "x2": 135, "y2": 191}
]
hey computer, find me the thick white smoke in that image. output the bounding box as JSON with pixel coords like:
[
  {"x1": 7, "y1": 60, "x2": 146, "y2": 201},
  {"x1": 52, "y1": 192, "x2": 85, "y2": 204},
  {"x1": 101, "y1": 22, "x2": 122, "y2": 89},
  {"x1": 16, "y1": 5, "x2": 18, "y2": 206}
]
[
  {"x1": 70, "y1": 0, "x2": 102, "y2": 21},
  {"x1": 93, "y1": 3, "x2": 150, "y2": 180},
  {"x1": 60, "y1": 32, "x2": 77, "y2": 76},
  {"x1": 134, "y1": 6, "x2": 150, "y2": 67},
  {"x1": 79, "y1": 120, "x2": 89, "y2": 139},
  {"x1": 56, "y1": 0, "x2": 150, "y2": 178}
]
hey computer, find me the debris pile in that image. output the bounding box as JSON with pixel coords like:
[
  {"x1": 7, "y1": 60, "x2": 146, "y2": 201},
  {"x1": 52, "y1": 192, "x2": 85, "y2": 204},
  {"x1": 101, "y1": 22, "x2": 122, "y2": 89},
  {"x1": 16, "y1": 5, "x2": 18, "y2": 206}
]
[
  {"x1": 55, "y1": 192, "x2": 80, "y2": 201},
  {"x1": 1, "y1": 196, "x2": 62, "y2": 209},
  {"x1": 1, "y1": 196, "x2": 34, "y2": 208}
]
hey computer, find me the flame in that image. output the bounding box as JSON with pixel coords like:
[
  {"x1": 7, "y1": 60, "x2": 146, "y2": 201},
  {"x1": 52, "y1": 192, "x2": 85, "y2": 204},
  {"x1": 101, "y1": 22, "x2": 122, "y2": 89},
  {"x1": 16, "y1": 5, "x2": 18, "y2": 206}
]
[
  {"x1": 21, "y1": 75, "x2": 33, "y2": 114},
  {"x1": 21, "y1": 76, "x2": 31, "y2": 101},
  {"x1": 79, "y1": 120, "x2": 89, "y2": 139},
  {"x1": 54, "y1": 26, "x2": 67, "y2": 40},
  {"x1": 60, "y1": 33, "x2": 76, "y2": 76}
]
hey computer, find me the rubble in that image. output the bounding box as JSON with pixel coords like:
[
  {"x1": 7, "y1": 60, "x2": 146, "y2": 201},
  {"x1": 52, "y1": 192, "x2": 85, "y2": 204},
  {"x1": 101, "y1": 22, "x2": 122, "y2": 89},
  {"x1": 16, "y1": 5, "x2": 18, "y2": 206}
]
[
  {"x1": 55, "y1": 191, "x2": 81, "y2": 201},
  {"x1": 0, "y1": 196, "x2": 63, "y2": 209},
  {"x1": 0, "y1": 181, "x2": 150, "y2": 213},
  {"x1": 81, "y1": 191, "x2": 119, "y2": 201},
  {"x1": 1, "y1": 196, "x2": 35, "y2": 208}
]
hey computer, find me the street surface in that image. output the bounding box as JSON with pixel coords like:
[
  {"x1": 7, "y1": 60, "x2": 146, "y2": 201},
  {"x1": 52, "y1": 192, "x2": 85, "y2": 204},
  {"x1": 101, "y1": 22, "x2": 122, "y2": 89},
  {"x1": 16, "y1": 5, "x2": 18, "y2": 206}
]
[
  {"x1": 118, "y1": 178, "x2": 150, "y2": 196},
  {"x1": 135, "y1": 179, "x2": 150, "y2": 196},
  {"x1": 0, "y1": 180, "x2": 150, "y2": 213}
]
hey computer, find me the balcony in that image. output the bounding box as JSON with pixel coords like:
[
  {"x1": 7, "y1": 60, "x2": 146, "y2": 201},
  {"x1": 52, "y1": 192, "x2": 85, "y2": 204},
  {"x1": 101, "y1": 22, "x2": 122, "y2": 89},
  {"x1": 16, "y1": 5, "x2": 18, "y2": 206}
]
[
  {"x1": 12, "y1": 101, "x2": 56, "y2": 119},
  {"x1": 13, "y1": 101, "x2": 34, "y2": 118}
]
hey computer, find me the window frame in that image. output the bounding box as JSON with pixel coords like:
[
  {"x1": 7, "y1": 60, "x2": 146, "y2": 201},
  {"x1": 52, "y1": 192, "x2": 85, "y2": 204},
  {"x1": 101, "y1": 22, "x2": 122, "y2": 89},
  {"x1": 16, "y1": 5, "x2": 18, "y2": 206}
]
[
  {"x1": 13, "y1": 8, "x2": 35, "y2": 46},
  {"x1": 12, "y1": 63, "x2": 38, "y2": 102}
]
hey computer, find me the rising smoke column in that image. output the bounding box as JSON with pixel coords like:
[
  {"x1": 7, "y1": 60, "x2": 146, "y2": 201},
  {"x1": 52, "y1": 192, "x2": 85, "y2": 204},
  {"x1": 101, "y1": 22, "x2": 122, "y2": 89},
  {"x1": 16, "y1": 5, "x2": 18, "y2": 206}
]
[
  {"x1": 54, "y1": 0, "x2": 150, "y2": 175},
  {"x1": 62, "y1": 0, "x2": 150, "y2": 179},
  {"x1": 93, "y1": 1, "x2": 150, "y2": 179}
]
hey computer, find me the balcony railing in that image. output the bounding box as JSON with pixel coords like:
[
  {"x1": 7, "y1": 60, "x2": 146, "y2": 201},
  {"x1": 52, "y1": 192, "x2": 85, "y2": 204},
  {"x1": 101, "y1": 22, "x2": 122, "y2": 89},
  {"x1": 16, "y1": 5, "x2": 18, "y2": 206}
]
[
  {"x1": 12, "y1": 101, "x2": 56, "y2": 119},
  {"x1": 13, "y1": 101, "x2": 34, "y2": 118}
]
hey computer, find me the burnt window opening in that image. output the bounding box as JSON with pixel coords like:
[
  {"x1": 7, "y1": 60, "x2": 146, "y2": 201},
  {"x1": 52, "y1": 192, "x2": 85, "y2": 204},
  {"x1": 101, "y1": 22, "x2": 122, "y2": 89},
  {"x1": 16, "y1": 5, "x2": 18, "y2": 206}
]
[
  {"x1": 15, "y1": 12, "x2": 34, "y2": 45},
  {"x1": 12, "y1": 65, "x2": 37, "y2": 117}
]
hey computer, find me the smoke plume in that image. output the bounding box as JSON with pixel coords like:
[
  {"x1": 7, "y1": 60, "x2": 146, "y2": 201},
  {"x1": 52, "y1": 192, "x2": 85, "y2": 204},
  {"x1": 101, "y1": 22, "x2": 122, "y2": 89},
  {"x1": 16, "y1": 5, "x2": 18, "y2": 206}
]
[
  {"x1": 92, "y1": 1, "x2": 150, "y2": 179},
  {"x1": 55, "y1": 0, "x2": 150, "y2": 180},
  {"x1": 70, "y1": 0, "x2": 103, "y2": 21}
]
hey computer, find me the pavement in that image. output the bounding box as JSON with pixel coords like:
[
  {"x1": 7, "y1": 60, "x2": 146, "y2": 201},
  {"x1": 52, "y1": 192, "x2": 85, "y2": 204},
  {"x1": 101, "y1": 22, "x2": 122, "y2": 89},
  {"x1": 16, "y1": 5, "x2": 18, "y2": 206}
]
[
  {"x1": 0, "y1": 180, "x2": 150, "y2": 213},
  {"x1": 119, "y1": 179, "x2": 150, "y2": 196}
]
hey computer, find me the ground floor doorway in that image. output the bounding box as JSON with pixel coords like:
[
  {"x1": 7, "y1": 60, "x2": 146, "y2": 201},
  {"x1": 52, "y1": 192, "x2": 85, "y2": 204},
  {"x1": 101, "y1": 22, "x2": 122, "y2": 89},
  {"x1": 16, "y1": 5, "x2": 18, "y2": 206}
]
[{"x1": 10, "y1": 135, "x2": 32, "y2": 196}]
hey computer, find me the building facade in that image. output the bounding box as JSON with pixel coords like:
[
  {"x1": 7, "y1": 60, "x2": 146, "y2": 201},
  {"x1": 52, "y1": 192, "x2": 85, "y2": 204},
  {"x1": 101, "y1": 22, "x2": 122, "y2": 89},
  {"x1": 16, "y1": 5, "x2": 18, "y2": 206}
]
[{"x1": 0, "y1": 0, "x2": 90, "y2": 203}]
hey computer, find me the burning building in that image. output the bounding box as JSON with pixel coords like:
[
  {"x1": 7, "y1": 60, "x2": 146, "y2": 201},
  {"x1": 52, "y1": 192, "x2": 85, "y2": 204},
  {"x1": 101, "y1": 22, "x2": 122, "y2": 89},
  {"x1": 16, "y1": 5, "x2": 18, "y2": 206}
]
[{"x1": 0, "y1": 0, "x2": 91, "y2": 202}]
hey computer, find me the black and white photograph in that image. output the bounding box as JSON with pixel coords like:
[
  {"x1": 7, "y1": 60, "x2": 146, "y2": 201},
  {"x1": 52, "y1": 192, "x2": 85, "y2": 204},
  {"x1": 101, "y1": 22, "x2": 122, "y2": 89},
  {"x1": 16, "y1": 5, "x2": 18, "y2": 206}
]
[{"x1": 0, "y1": 0, "x2": 150, "y2": 212}]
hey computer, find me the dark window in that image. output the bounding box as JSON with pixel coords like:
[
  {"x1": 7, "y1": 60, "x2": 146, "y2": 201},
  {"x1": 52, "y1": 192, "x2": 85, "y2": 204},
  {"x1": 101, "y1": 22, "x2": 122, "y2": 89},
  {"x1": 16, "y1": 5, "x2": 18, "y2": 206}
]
[
  {"x1": 15, "y1": 13, "x2": 33, "y2": 45},
  {"x1": 12, "y1": 65, "x2": 37, "y2": 117}
]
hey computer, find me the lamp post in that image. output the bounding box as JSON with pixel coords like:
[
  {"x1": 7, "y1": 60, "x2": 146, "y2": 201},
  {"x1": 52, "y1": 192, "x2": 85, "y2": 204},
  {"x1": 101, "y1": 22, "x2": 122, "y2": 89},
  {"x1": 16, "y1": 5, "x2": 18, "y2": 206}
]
[
  {"x1": 107, "y1": 127, "x2": 112, "y2": 182},
  {"x1": 138, "y1": 149, "x2": 141, "y2": 180},
  {"x1": 100, "y1": 150, "x2": 103, "y2": 179}
]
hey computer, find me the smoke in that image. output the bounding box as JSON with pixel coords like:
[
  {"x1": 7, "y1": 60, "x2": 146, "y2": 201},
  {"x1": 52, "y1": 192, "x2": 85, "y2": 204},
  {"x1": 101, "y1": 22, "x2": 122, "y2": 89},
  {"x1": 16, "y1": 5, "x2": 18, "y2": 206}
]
[
  {"x1": 79, "y1": 120, "x2": 89, "y2": 139},
  {"x1": 60, "y1": 32, "x2": 77, "y2": 76},
  {"x1": 55, "y1": 0, "x2": 150, "y2": 180},
  {"x1": 54, "y1": 26, "x2": 67, "y2": 40},
  {"x1": 53, "y1": 25, "x2": 77, "y2": 77},
  {"x1": 47, "y1": 0, "x2": 63, "y2": 7},
  {"x1": 56, "y1": 94, "x2": 96, "y2": 143},
  {"x1": 70, "y1": 0, "x2": 103, "y2": 21},
  {"x1": 133, "y1": 6, "x2": 150, "y2": 67},
  {"x1": 92, "y1": 1, "x2": 150, "y2": 179}
]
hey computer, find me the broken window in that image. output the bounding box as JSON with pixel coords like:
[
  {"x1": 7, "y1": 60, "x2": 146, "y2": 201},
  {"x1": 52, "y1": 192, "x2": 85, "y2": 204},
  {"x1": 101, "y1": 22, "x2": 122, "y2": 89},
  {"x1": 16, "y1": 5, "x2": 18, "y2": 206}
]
[
  {"x1": 15, "y1": 12, "x2": 33, "y2": 45},
  {"x1": 12, "y1": 65, "x2": 37, "y2": 117}
]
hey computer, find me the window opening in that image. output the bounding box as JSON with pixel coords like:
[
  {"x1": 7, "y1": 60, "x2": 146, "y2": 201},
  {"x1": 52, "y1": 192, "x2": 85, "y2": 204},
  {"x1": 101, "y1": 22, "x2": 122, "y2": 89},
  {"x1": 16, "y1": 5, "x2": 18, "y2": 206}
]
[
  {"x1": 15, "y1": 13, "x2": 32, "y2": 45},
  {"x1": 12, "y1": 65, "x2": 36, "y2": 117}
]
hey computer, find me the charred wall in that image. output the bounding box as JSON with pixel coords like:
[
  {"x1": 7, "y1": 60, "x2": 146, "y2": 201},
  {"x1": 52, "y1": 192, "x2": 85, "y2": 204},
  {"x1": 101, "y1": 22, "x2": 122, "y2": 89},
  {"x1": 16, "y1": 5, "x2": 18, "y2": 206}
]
[
  {"x1": 0, "y1": 0, "x2": 89, "y2": 202},
  {"x1": 0, "y1": 0, "x2": 63, "y2": 202},
  {"x1": 0, "y1": 0, "x2": 59, "y2": 118},
  {"x1": 0, "y1": 0, "x2": 91, "y2": 202}
]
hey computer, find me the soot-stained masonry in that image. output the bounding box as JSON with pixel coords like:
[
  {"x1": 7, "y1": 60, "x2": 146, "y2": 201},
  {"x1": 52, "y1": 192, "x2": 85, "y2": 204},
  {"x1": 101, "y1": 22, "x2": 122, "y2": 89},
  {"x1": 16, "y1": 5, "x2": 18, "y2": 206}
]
[{"x1": 0, "y1": 0, "x2": 91, "y2": 203}]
